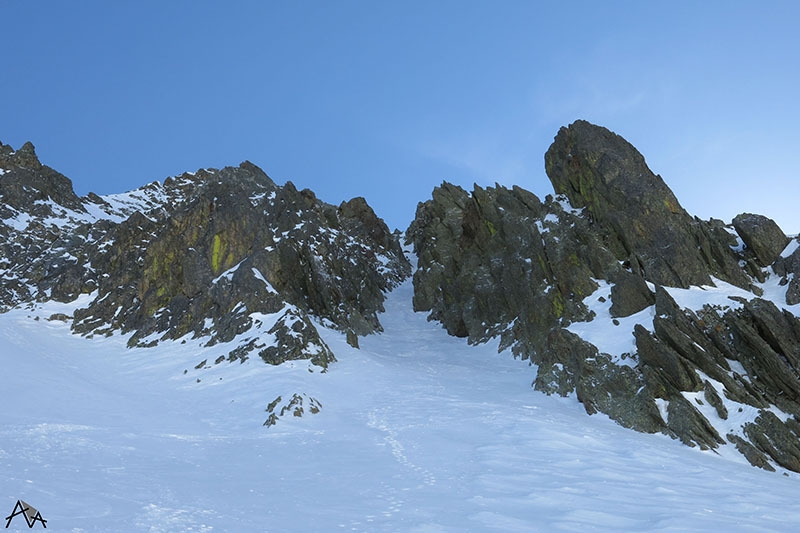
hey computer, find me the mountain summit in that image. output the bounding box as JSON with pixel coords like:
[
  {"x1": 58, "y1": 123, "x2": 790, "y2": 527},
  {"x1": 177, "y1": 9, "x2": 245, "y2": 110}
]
[
  {"x1": 408, "y1": 120, "x2": 800, "y2": 472},
  {"x1": 546, "y1": 120, "x2": 753, "y2": 289},
  {"x1": 3, "y1": 121, "x2": 800, "y2": 473},
  {"x1": 0, "y1": 144, "x2": 410, "y2": 371}
]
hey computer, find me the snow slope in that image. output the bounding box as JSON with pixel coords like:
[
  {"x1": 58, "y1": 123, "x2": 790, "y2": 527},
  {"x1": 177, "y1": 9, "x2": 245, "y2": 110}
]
[{"x1": 3, "y1": 280, "x2": 800, "y2": 532}]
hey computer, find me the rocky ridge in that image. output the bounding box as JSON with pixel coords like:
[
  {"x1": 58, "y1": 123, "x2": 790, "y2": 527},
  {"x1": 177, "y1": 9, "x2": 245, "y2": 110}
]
[
  {"x1": 407, "y1": 120, "x2": 800, "y2": 472},
  {"x1": 0, "y1": 140, "x2": 410, "y2": 371},
  {"x1": 5, "y1": 122, "x2": 800, "y2": 472}
]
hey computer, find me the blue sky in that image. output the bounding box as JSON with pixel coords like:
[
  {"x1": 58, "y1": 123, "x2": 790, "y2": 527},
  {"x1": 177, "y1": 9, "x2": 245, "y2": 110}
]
[{"x1": 2, "y1": 1, "x2": 799, "y2": 232}]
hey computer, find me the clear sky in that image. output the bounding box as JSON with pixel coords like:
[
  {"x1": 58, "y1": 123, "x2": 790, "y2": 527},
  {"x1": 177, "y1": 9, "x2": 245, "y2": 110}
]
[{"x1": 2, "y1": 1, "x2": 799, "y2": 232}]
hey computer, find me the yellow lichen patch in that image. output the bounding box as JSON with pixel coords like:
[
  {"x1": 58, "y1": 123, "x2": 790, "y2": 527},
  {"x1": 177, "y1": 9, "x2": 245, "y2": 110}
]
[
  {"x1": 633, "y1": 219, "x2": 647, "y2": 238},
  {"x1": 140, "y1": 245, "x2": 177, "y2": 301},
  {"x1": 568, "y1": 252, "x2": 580, "y2": 267},
  {"x1": 663, "y1": 197, "x2": 681, "y2": 214},
  {"x1": 552, "y1": 290, "x2": 565, "y2": 318},
  {"x1": 211, "y1": 233, "x2": 224, "y2": 274}
]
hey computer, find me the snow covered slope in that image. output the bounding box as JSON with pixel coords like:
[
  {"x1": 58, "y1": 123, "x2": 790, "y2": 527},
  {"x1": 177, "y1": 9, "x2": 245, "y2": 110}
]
[{"x1": 4, "y1": 278, "x2": 800, "y2": 532}]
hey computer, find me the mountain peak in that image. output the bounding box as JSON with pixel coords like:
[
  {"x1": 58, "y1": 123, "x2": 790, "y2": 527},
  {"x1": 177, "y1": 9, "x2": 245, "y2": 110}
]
[
  {"x1": 0, "y1": 150, "x2": 410, "y2": 369},
  {"x1": 408, "y1": 120, "x2": 800, "y2": 472},
  {"x1": 545, "y1": 120, "x2": 679, "y2": 213},
  {"x1": 0, "y1": 140, "x2": 41, "y2": 169},
  {"x1": 545, "y1": 120, "x2": 750, "y2": 289},
  {"x1": 0, "y1": 140, "x2": 85, "y2": 216}
]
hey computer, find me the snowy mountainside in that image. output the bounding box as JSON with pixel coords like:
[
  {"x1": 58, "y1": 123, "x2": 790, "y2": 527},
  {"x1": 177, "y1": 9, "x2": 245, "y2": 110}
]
[
  {"x1": 0, "y1": 140, "x2": 409, "y2": 371},
  {"x1": 5, "y1": 120, "x2": 800, "y2": 530},
  {"x1": 406, "y1": 120, "x2": 800, "y2": 473},
  {"x1": 4, "y1": 277, "x2": 800, "y2": 532}
]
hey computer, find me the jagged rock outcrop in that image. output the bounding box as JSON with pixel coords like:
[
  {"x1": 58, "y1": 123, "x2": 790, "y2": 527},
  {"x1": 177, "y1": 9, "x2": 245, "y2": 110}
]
[
  {"x1": 263, "y1": 393, "x2": 323, "y2": 427},
  {"x1": 774, "y1": 239, "x2": 800, "y2": 305},
  {"x1": 0, "y1": 140, "x2": 410, "y2": 369},
  {"x1": 545, "y1": 120, "x2": 751, "y2": 290},
  {"x1": 733, "y1": 213, "x2": 789, "y2": 267},
  {"x1": 408, "y1": 120, "x2": 800, "y2": 472},
  {"x1": 406, "y1": 181, "x2": 662, "y2": 431},
  {"x1": 0, "y1": 141, "x2": 86, "y2": 215},
  {"x1": 407, "y1": 182, "x2": 648, "y2": 351}
]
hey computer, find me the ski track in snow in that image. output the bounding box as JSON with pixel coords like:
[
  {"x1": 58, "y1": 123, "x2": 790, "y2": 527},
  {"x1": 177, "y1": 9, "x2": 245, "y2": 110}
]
[{"x1": 3, "y1": 278, "x2": 800, "y2": 531}]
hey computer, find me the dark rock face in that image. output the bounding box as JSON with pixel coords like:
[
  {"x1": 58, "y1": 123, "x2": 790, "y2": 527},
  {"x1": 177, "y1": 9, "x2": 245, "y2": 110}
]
[
  {"x1": 1, "y1": 141, "x2": 410, "y2": 369},
  {"x1": 72, "y1": 164, "x2": 409, "y2": 363},
  {"x1": 0, "y1": 142, "x2": 85, "y2": 214},
  {"x1": 775, "y1": 240, "x2": 800, "y2": 305},
  {"x1": 406, "y1": 182, "x2": 661, "y2": 431},
  {"x1": 733, "y1": 213, "x2": 790, "y2": 267},
  {"x1": 408, "y1": 183, "x2": 609, "y2": 351},
  {"x1": 545, "y1": 120, "x2": 750, "y2": 290},
  {"x1": 264, "y1": 393, "x2": 323, "y2": 427},
  {"x1": 408, "y1": 120, "x2": 800, "y2": 472}
]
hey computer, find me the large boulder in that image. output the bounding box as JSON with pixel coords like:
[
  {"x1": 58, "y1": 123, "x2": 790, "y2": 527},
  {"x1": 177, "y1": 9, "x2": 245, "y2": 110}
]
[{"x1": 733, "y1": 212, "x2": 790, "y2": 267}]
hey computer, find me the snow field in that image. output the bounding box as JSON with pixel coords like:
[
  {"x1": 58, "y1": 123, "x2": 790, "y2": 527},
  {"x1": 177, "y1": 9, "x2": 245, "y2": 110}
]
[{"x1": 3, "y1": 278, "x2": 800, "y2": 531}]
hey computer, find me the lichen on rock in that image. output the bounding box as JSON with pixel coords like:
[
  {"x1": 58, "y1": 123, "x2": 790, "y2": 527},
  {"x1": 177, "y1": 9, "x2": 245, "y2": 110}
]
[{"x1": 1, "y1": 146, "x2": 410, "y2": 370}]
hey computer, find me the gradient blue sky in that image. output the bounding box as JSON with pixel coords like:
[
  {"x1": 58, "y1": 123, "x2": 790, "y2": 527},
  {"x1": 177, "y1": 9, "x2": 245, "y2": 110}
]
[{"x1": 2, "y1": 1, "x2": 799, "y2": 232}]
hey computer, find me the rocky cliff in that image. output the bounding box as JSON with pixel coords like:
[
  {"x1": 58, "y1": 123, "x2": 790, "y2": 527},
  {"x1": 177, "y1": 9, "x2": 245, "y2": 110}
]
[
  {"x1": 0, "y1": 140, "x2": 410, "y2": 370},
  {"x1": 408, "y1": 120, "x2": 800, "y2": 472}
]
